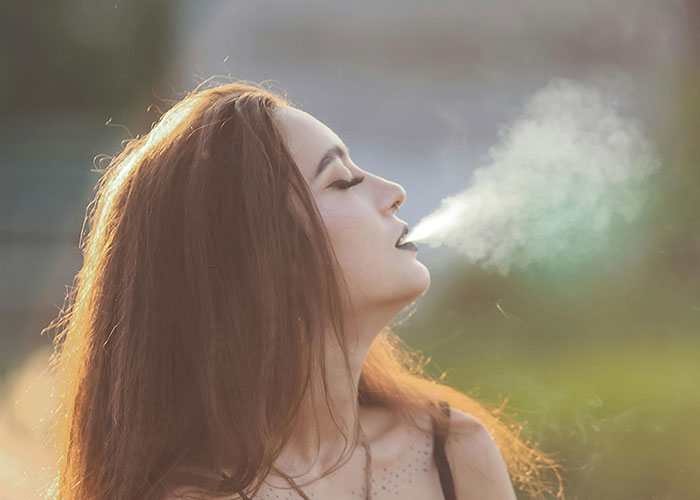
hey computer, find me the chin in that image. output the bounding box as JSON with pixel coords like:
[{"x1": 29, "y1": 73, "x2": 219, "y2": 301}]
[
  {"x1": 410, "y1": 262, "x2": 431, "y2": 298},
  {"x1": 393, "y1": 261, "x2": 431, "y2": 305}
]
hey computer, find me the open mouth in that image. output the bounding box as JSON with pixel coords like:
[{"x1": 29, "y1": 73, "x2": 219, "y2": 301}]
[{"x1": 395, "y1": 225, "x2": 417, "y2": 250}]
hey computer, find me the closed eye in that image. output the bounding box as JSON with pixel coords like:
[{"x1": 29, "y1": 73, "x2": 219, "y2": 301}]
[{"x1": 327, "y1": 175, "x2": 365, "y2": 190}]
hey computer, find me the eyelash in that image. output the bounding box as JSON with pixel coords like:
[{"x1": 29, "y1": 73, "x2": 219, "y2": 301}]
[{"x1": 330, "y1": 175, "x2": 365, "y2": 190}]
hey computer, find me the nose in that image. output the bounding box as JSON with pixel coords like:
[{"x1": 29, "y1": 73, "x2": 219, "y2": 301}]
[{"x1": 386, "y1": 180, "x2": 406, "y2": 215}]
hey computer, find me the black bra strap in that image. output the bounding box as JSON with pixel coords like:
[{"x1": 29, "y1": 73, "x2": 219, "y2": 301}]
[{"x1": 432, "y1": 400, "x2": 457, "y2": 500}]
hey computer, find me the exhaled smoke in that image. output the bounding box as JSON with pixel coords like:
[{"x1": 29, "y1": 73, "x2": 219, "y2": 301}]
[{"x1": 406, "y1": 78, "x2": 661, "y2": 275}]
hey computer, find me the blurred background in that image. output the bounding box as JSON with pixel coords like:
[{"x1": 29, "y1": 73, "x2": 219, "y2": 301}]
[{"x1": 0, "y1": 0, "x2": 698, "y2": 498}]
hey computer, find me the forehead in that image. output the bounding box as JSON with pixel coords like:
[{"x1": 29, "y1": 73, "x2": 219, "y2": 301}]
[{"x1": 273, "y1": 107, "x2": 343, "y2": 181}]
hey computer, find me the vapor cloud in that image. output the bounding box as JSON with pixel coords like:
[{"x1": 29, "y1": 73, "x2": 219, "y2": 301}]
[{"x1": 407, "y1": 78, "x2": 661, "y2": 275}]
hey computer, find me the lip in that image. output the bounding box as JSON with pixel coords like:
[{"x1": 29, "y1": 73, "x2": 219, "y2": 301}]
[
  {"x1": 396, "y1": 241, "x2": 418, "y2": 251},
  {"x1": 395, "y1": 223, "x2": 409, "y2": 247}
]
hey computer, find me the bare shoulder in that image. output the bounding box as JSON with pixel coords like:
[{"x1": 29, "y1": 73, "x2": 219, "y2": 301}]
[{"x1": 445, "y1": 407, "x2": 517, "y2": 500}]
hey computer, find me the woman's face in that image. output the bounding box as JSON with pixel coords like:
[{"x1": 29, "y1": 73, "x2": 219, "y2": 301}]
[{"x1": 273, "y1": 107, "x2": 430, "y2": 324}]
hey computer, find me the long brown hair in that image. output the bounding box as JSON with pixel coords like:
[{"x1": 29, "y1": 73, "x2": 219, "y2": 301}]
[{"x1": 43, "y1": 79, "x2": 564, "y2": 500}]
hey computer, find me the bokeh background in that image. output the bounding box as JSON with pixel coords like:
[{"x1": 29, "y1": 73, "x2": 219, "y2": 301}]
[{"x1": 1, "y1": 1, "x2": 698, "y2": 499}]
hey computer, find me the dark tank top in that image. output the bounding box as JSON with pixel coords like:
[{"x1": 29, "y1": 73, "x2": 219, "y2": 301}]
[{"x1": 235, "y1": 400, "x2": 457, "y2": 500}]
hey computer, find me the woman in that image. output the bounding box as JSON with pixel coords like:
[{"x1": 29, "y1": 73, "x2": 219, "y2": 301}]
[{"x1": 45, "y1": 81, "x2": 564, "y2": 500}]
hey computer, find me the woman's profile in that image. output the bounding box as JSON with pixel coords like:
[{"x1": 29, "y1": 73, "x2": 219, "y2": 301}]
[{"x1": 44, "y1": 80, "x2": 564, "y2": 500}]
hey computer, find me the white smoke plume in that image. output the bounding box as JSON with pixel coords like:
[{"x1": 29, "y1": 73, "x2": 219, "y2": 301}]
[{"x1": 407, "y1": 78, "x2": 661, "y2": 275}]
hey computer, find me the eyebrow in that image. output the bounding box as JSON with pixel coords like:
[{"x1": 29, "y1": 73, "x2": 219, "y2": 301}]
[{"x1": 313, "y1": 144, "x2": 350, "y2": 182}]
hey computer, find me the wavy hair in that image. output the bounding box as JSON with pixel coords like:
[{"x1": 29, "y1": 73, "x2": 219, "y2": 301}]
[{"x1": 43, "y1": 80, "x2": 564, "y2": 500}]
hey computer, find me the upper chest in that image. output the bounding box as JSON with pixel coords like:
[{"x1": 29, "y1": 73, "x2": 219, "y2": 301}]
[{"x1": 252, "y1": 412, "x2": 447, "y2": 500}]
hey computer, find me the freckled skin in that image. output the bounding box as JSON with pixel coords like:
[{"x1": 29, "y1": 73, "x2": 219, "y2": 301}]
[{"x1": 250, "y1": 407, "x2": 447, "y2": 500}]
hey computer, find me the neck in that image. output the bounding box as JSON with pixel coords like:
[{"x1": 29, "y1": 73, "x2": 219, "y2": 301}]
[{"x1": 271, "y1": 311, "x2": 386, "y2": 480}]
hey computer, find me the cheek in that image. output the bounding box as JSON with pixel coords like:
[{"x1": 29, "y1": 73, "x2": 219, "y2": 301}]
[{"x1": 321, "y1": 206, "x2": 378, "y2": 274}]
